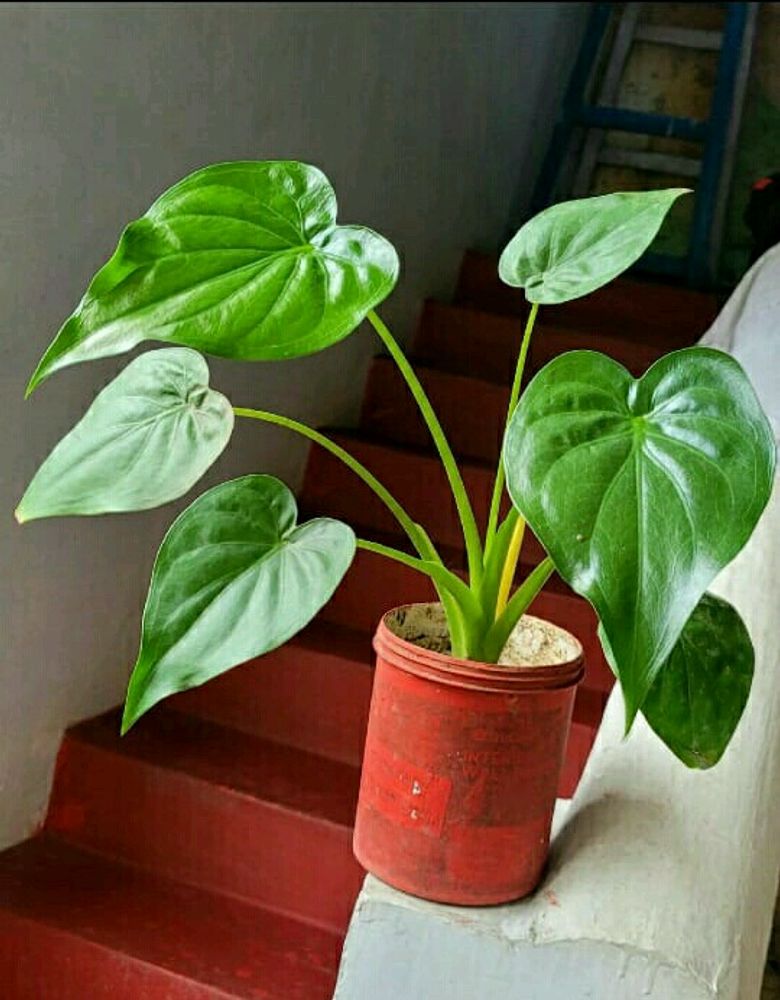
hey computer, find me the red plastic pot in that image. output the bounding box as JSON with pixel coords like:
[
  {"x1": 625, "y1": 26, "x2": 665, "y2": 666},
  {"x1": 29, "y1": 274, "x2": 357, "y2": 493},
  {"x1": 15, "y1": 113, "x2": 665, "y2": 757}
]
[{"x1": 353, "y1": 604, "x2": 584, "y2": 905}]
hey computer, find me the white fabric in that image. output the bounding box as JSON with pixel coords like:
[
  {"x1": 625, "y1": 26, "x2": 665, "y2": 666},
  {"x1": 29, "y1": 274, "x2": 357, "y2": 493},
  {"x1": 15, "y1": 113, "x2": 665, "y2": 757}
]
[{"x1": 700, "y1": 244, "x2": 780, "y2": 442}]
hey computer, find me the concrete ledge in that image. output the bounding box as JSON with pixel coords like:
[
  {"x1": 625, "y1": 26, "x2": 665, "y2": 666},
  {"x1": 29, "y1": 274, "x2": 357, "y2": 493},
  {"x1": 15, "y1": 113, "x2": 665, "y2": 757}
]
[{"x1": 335, "y1": 478, "x2": 780, "y2": 1000}]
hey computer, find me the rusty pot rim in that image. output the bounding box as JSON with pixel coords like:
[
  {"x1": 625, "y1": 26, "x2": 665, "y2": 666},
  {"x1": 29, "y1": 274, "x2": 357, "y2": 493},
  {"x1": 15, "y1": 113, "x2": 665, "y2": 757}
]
[{"x1": 374, "y1": 603, "x2": 585, "y2": 694}]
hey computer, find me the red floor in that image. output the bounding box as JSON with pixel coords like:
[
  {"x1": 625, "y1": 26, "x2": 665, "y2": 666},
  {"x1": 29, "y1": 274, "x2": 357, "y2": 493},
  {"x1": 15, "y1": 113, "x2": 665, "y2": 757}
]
[{"x1": 0, "y1": 252, "x2": 719, "y2": 997}]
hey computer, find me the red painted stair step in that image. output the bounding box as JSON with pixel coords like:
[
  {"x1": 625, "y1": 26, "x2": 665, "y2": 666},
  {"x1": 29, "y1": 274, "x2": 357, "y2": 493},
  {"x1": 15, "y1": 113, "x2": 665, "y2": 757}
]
[
  {"x1": 46, "y1": 709, "x2": 364, "y2": 934},
  {"x1": 361, "y1": 355, "x2": 508, "y2": 462},
  {"x1": 411, "y1": 299, "x2": 530, "y2": 384},
  {"x1": 172, "y1": 621, "x2": 373, "y2": 767},
  {"x1": 0, "y1": 835, "x2": 341, "y2": 1000},
  {"x1": 301, "y1": 430, "x2": 549, "y2": 560},
  {"x1": 529, "y1": 319, "x2": 667, "y2": 378},
  {"x1": 302, "y1": 430, "x2": 489, "y2": 552},
  {"x1": 454, "y1": 249, "x2": 719, "y2": 346},
  {"x1": 412, "y1": 300, "x2": 668, "y2": 386}
]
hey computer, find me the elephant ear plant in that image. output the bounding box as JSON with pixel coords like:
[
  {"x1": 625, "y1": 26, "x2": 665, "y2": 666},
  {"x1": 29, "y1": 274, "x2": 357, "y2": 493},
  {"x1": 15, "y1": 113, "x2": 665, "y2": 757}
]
[{"x1": 18, "y1": 162, "x2": 775, "y2": 767}]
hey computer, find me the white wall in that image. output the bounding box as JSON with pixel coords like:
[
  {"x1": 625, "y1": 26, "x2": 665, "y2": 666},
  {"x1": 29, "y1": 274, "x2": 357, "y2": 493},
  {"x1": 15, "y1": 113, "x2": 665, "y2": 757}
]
[{"x1": 0, "y1": 1, "x2": 588, "y2": 847}]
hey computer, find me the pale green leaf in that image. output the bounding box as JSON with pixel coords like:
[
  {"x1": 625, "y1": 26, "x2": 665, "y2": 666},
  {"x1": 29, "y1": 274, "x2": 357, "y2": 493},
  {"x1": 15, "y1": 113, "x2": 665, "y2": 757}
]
[
  {"x1": 499, "y1": 189, "x2": 689, "y2": 304},
  {"x1": 17, "y1": 348, "x2": 233, "y2": 521}
]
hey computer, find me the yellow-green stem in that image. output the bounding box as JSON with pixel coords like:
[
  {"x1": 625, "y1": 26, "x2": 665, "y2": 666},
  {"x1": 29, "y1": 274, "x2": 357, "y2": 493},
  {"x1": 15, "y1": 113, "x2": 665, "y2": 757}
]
[{"x1": 494, "y1": 515, "x2": 526, "y2": 619}]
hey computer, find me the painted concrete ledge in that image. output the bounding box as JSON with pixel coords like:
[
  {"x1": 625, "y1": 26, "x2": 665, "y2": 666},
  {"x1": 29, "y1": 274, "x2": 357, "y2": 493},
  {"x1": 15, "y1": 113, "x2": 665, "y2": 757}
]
[{"x1": 335, "y1": 475, "x2": 780, "y2": 1000}]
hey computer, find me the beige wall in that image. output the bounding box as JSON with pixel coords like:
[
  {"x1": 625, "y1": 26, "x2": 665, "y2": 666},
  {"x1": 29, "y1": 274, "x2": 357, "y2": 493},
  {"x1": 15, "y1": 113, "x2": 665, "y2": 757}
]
[{"x1": 0, "y1": 1, "x2": 588, "y2": 847}]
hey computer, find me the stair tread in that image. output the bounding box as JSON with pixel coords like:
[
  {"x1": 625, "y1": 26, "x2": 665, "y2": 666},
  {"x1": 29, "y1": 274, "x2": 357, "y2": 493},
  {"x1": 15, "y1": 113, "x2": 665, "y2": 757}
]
[
  {"x1": 327, "y1": 514, "x2": 571, "y2": 598},
  {"x1": 360, "y1": 354, "x2": 508, "y2": 461},
  {"x1": 292, "y1": 618, "x2": 373, "y2": 663},
  {"x1": 51, "y1": 708, "x2": 364, "y2": 933},
  {"x1": 69, "y1": 708, "x2": 360, "y2": 830},
  {"x1": 0, "y1": 835, "x2": 340, "y2": 1000}
]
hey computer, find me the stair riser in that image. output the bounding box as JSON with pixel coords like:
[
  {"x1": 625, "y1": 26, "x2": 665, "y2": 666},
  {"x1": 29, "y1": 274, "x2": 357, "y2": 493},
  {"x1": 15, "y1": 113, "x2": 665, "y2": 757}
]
[
  {"x1": 414, "y1": 301, "x2": 668, "y2": 385},
  {"x1": 301, "y1": 435, "x2": 490, "y2": 548},
  {"x1": 361, "y1": 357, "x2": 508, "y2": 462},
  {"x1": 0, "y1": 916, "x2": 226, "y2": 1000},
  {"x1": 176, "y1": 651, "x2": 600, "y2": 801},
  {"x1": 322, "y1": 548, "x2": 614, "y2": 694},
  {"x1": 455, "y1": 251, "x2": 531, "y2": 320},
  {"x1": 46, "y1": 739, "x2": 364, "y2": 934},
  {"x1": 455, "y1": 250, "x2": 719, "y2": 344},
  {"x1": 413, "y1": 300, "x2": 528, "y2": 383},
  {"x1": 302, "y1": 433, "x2": 548, "y2": 565},
  {"x1": 302, "y1": 437, "x2": 490, "y2": 552},
  {"x1": 530, "y1": 323, "x2": 666, "y2": 377},
  {"x1": 532, "y1": 588, "x2": 614, "y2": 693},
  {"x1": 172, "y1": 641, "x2": 373, "y2": 768},
  {"x1": 323, "y1": 546, "x2": 439, "y2": 632}
]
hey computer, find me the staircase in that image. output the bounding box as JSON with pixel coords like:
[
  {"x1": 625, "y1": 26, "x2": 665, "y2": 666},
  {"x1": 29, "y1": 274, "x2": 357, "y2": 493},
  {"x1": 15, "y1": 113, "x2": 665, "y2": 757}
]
[{"x1": 0, "y1": 252, "x2": 719, "y2": 999}]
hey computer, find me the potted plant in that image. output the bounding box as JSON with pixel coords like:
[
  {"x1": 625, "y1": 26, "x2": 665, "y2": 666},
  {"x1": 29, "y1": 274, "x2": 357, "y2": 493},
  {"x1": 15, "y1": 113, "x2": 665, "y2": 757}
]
[{"x1": 17, "y1": 162, "x2": 775, "y2": 906}]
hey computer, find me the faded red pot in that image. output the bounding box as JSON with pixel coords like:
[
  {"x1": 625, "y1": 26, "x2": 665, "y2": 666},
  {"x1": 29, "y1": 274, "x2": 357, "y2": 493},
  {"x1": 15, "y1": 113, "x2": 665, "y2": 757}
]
[{"x1": 353, "y1": 604, "x2": 584, "y2": 905}]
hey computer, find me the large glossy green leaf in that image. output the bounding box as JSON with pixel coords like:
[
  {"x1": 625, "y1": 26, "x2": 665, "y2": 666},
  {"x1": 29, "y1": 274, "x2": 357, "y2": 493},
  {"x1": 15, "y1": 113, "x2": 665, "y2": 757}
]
[
  {"x1": 499, "y1": 189, "x2": 688, "y2": 304},
  {"x1": 504, "y1": 348, "x2": 775, "y2": 725},
  {"x1": 122, "y1": 475, "x2": 355, "y2": 732},
  {"x1": 16, "y1": 348, "x2": 233, "y2": 522},
  {"x1": 28, "y1": 161, "x2": 399, "y2": 393},
  {"x1": 639, "y1": 594, "x2": 754, "y2": 768}
]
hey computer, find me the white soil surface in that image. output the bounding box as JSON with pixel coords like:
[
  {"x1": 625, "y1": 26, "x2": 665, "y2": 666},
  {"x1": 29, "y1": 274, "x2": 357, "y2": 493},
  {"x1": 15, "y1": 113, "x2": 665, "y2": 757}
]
[{"x1": 385, "y1": 603, "x2": 580, "y2": 667}]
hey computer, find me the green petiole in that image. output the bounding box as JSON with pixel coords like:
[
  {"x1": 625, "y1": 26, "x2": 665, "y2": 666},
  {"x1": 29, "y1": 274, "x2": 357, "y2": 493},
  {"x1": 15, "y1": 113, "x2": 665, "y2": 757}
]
[
  {"x1": 233, "y1": 406, "x2": 442, "y2": 567},
  {"x1": 484, "y1": 301, "x2": 539, "y2": 558},
  {"x1": 367, "y1": 310, "x2": 484, "y2": 589},
  {"x1": 356, "y1": 539, "x2": 482, "y2": 621}
]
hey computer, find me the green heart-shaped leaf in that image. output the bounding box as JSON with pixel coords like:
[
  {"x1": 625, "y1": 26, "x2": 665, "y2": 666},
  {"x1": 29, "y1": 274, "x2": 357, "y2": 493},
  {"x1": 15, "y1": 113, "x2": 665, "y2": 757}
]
[
  {"x1": 499, "y1": 189, "x2": 688, "y2": 304},
  {"x1": 639, "y1": 593, "x2": 754, "y2": 768},
  {"x1": 504, "y1": 348, "x2": 775, "y2": 725},
  {"x1": 28, "y1": 161, "x2": 399, "y2": 393},
  {"x1": 122, "y1": 475, "x2": 355, "y2": 732},
  {"x1": 16, "y1": 348, "x2": 233, "y2": 522}
]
